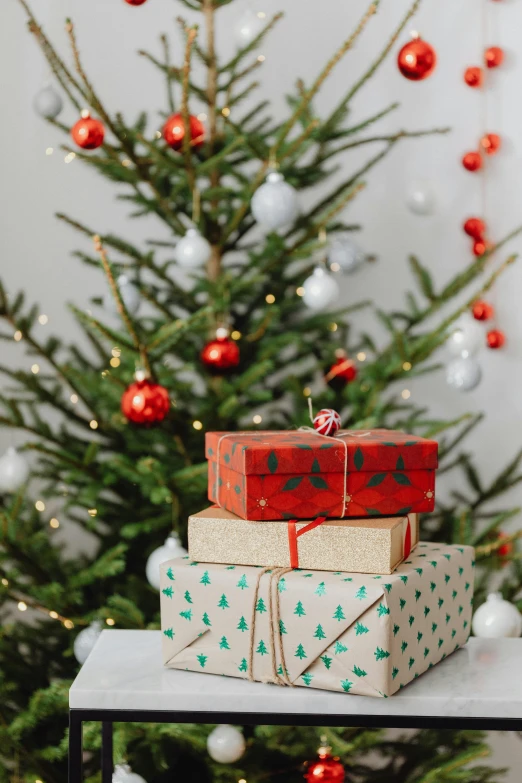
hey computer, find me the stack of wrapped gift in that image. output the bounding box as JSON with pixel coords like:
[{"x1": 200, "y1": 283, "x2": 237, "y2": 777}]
[{"x1": 160, "y1": 428, "x2": 474, "y2": 697}]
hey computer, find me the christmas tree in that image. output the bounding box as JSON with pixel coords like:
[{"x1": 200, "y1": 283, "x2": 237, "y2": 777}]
[{"x1": 1, "y1": 0, "x2": 521, "y2": 781}]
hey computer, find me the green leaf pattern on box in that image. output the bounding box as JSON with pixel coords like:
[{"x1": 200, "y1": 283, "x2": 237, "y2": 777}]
[{"x1": 160, "y1": 543, "x2": 474, "y2": 698}]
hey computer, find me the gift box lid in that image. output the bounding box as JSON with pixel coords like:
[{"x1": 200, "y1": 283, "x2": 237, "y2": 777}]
[{"x1": 206, "y1": 429, "x2": 438, "y2": 475}]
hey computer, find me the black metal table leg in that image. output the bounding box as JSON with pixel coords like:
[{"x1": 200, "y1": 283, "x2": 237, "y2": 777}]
[
  {"x1": 68, "y1": 711, "x2": 83, "y2": 783},
  {"x1": 101, "y1": 722, "x2": 113, "y2": 783}
]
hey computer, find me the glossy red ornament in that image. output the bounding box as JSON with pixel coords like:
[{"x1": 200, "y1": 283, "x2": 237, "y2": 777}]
[
  {"x1": 313, "y1": 408, "x2": 341, "y2": 437},
  {"x1": 325, "y1": 354, "x2": 357, "y2": 390},
  {"x1": 481, "y1": 133, "x2": 501, "y2": 156},
  {"x1": 485, "y1": 46, "x2": 504, "y2": 69},
  {"x1": 497, "y1": 532, "x2": 514, "y2": 559},
  {"x1": 397, "y1": 36, "x2": 437, "y2": 81},
  {"x1": 305, "y1": 752, "x2": 345, "y2": 783},
  {"x1": 464, "y1": 66, "x2": 483, "y2": 88},
  {"x1": 463, "y1": 217, "x2": 486, "y2": 239},
  {"x1": 487, "y1": 329, "x2": 505, "y2": 349},
  {"x1": 162, "y1": 113, "x2": 205, "y2": 151},
  {"x1": 121, "y1": 378, "x2": 170, "y2": 424},
  {"x1": 124, "y1": 0, "x2": 148, "y2": 4},
  {"x1": 462, "y1": 151, "x2": 483, "y2": 172},
  {"x1": 201, "y1": 334, "x2": 240, "y2": 373},
  {"x1": 472, "y1": 301, "x2": 494, "y2": 321},
  {"x1": 472, "y1": 239, "x2": 492, "y2": 256},
  {"x1": 71, "y1": 112, "x2": 105, "y2": 150}
]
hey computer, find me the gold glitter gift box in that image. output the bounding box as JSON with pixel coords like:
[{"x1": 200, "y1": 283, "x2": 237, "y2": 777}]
[{"x1": 188, "y1": 507, "x2": 419, "y2": 575}]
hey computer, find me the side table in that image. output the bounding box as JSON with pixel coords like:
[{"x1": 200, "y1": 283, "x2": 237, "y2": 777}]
[{"x1": 69, "y1": 630, "x2": 522, "y2": 783}]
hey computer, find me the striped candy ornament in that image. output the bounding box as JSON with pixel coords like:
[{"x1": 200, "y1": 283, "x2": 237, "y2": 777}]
[{"x1": 313, "y1": 408, "x2": 341, "y2": 437}]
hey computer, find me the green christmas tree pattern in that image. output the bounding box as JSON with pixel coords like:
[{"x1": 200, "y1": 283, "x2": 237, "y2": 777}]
[
  {"x1": 200, "y1": 571, "x2": 211, "y2": 587},
  {"x1": 180, "y1": 609, "x2": 192, "y2": 621},
  {"x1": 197, "y1": 654, "x2": 207, "y2": 668},
  {"x1": 217, "y1": 594, "x2": 229, "y2": 609},
  {"x1": 256, "y1": 597, "x2": 267, "y2": 613},
  {"x1": 202, "y1": 612, "x2": 212, "y2": 626},
  {"x1": 295, "y1": 643, "x2": 307, "y2": 660},
  {"x1": 315, "y1": 582, "x2": 326, "y2": 596},
  {"x1": 237, "y1": 616, "x2": 249, "y2": 632},
  {"x1": 238, "y1": 659, "x2": 248, "y2": 673},
  {"x1": 354, "y1": 621, "x2": 368, "y2": 635},
  {"x1": 184, "y1": 590, "x2": 192, "y2": 603},
  {"x1": 355, "y1": 586, "x2": 367, "y2": 600},
  {"x1": 333, "y1": 605, "x2": 346, "y2": 622},
  {"x1": 294, "y1": 601, "x2": 306, "y2": 617},
  {"x1": 163, "y1": 628, "x2": 174, "y2": 640},
  {"x1": 313, "y1": 623, "x2": 327, "y2": 640},
  {"x1": 166, "y1": 567, "x2": 175, "y2": 581},
  {"x1": 162, "y1": 586, "x2": 173, "y2": 599},
  {"x1": 256, "y1": 639, "x2": 268, "y2": 656},
  {"x1": 219, "y1": 636, "x2": 230, "y2": 650}
]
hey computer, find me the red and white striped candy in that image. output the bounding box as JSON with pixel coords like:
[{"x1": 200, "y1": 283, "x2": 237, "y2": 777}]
[{"x1": 313, "y1": 408, "x2": 341, "y2": 437}]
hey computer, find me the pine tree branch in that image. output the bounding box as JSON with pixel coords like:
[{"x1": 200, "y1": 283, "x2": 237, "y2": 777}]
[
  {"x1": 160, "y1": 35, "x2": 176, "y2": 113},
  {"x1": 317, "y1": 127, "x2": 450, "y2": 163},
  {"x1": 180, "y1": 26, "x2": 199, "y2": 194}
]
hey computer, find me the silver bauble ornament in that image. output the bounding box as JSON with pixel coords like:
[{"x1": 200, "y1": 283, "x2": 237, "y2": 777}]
[
  {"x1": 251, "y1": 172, "x2": 299, "y2": 231},
  {"x1": 328, "y1": 234, "x2": 366, "y2": 274},
  {"x1": 106, "y1": 275, "x2": 141, "y2": 317},
  {"x1": 145, "y1": 533, "x2": 187, "y2": 591},
  {"x1": 33, "y1": 85, "x2": 63, "y2": 120},
  {"x1": 112, "y1": 764, "x2": 147, "y2": 783},
  {"x1": 447, "y1": 313, "x2": 483, "y2": 357},
  {"x1": 472, "y1": 592, "x2": 522, "y2": 639},
  {"x1": 406, "y1": 182, "x2": 436, "y2": 215},
  {"x1": 446, "y1": 356, "x2": 482, "y2": 392},
  {"x1": 0, "y1": 447, "x2": 29, "y2": 493},
  {"x1": 302, "y1": 266, "x2": 340, "y2": 311},
  {"x1": 73, "y1": 620, "x2": 103, "y2": 665},
  {"x1": 234, "y1": 9, "x2": 265, "y2": 47},
  {"x1": 175, "y1": 228, "x2": 212, "y2": 268},
  {"x1": 207, "y1": 724, "x2": 246, "y2": 764}
]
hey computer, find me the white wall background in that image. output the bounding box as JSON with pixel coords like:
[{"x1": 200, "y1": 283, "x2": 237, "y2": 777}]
[{"x1": 1, "y1": 0, "x2": 521, "y2": 776}]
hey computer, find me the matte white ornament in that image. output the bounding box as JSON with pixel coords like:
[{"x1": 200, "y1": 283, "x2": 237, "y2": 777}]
[
  {"x1": 406, "y1": 182, "x2": 436, "y2": 215},
  {"x1": 328, "y1": 234, "x2": 366, "y2": 274},
  {"x1": 207, "y1": 724, "x2": 246, "y2": 764},
  {"x1": 0, "y1": 447, "x2": 29, "y2": 493},
  {"x1": 446, "y1": 356, "x2": 482, "y2": 392},
  {"x1": 145, "y1": 534, "x2": 187, "y2": 591},
  {"x1": 251, "y1": 172, "x2": 299, "y2": 231},
  {"x1": 447, "y1": 313, "x2": 483, "y2": 358},
  {"x1": 235, "y1": 9, "x2": 265, "y2": 47},
  {"x1": 472, "y1": 592, "x2": 522, "y2": 639},
  {"x1": 106, "y1": 275, "x2": 141, "y2": 317},
  {"x1": 33, "y1": 85, "x2": 63, "y2": 120},
  {"x1": 112, "y1": 764, "x2": 147, "y2": 783},
  {"x1": 175, "y1": 228, "x2": 212, "y2": 268},
  {"x1": 73, "y1": 620, "x2": 103, "y2": 665},
  {"x1": 302, "y1": 266, "x2": 340, "y2": 311}
]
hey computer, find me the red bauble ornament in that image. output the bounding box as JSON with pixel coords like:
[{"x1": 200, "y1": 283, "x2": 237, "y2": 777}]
[
  {"x1": 124, "y1": 0, "x2": 148, "y2": 4},
  {"x1": 201, "y1": 331, "x2": 240, "y2": 374},
  {"x1": 313, "y1": 409, "x2": 341, "y2": 437},
  {"x1": 464, "y1": 66, "x2": 484, "y2": 88},
  {"x1": 305, "y1": 752, "x2": 345, "y2": 783},
  {"x1": 71, "y1": 111, "x2": 105, "y2": 150},
  {"x1": 481, "y1": 133, "x2": 502, "y2": 156},
  {"x1": 472, "y1": 239, "x2": 492, "y2": 256},
  {"x1": 486, "y1": 329, "x2": 505, "y2": 349},
  {"x1": 325, "y1": 354, "x2": 357, "y2": 390},
  {"x1": 162, "y1": 113, "x2": 205, "y2": 151},
  {"x1": 497, "y1": 532, "x2": 513, "y2": 559},
  {"x1": 397, "y1": 36, "x2": 437, "y2": 81},
  {"x1": 121, "y1": 377, "x2": 170, "y2": 425},
  {"x1": 472, "y1": 300, "x2": 494, "y2": 321},
  {"x1": 462, "y1": 151, "x2": 483, "y2": 172},
  {"x1": 463, "y1": 217, "x2": 486, "y2": 240},
  {"x1": 485, "y1": 46, "x2": 504, "y2": 69}
]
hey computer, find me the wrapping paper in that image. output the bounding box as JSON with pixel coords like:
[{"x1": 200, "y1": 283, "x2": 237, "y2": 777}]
[
  {"x1": 160, "y1": 542, "x2": 474, "y2": 697},
  {"x1": 206, "y1": 429, "x2": 437, "y2": 520},
  {"x1": 188, "y1": 507, "x2": 419, "y2": 575}
]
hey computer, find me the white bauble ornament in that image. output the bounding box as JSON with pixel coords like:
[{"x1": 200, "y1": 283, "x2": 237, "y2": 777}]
[
  {"x1": 447, "y1": 313, "x2": 483, "y2": 358},
  {"x1": 302, "y1": 266, "x2": 340, "y2": 311},
  {"x1": 472, "y1": 592, "x2": 522, "y2": 639},
  {"x1": 145, "y1": 533, "x2": 187, "y2": 591},
  {"x1": 251, "y1": 172, "x2": 299, "y2": 231},
  {"x1": 106, "y1": 275, "x2": 141, "y2": 317},
  {"x1": 112, "y1": 764, "x2": 147, "y2": 783},
  {"x1": 446, "y1": 356, "x2": 482, "y2": 392},
  {"x1": 328, "y1": 234, "x2": 366, "y2": 274},
  {"x1": 73, "y1": 620, "x2": 103, "y2": 665},
  {"x1": 33, "y1": 85, "x2": 63, "y2": 120},
  {"x1": 0, "y1": 447, "x2": 29, "y2": 493},
  {"x1": 175, "y1": 229, "x2": 212, "y2": 268},
  {"x1": 406, "y1": 182, "x2": 436, "y2": 215},
  {"x1": 207, "y1": 724, "x2": 246, "y2": 764},
  {"x1": 235, "y1": 9, "x2": 265, "y2": 47}
]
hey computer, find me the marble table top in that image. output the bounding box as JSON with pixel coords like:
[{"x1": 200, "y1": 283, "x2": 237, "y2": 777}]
[{"x1": 69, "y1": 630, "x2": 522, "y2": 720}]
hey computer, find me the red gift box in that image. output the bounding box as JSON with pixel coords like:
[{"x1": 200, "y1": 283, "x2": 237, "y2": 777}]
[{"x1": 206, "y1": 429, "x2": 438, "y2": 521}]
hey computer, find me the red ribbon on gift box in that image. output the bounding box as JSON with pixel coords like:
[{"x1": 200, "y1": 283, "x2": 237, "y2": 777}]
[{"x1": 287, "y1": 515, "x2": 413, "y2": 568}]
